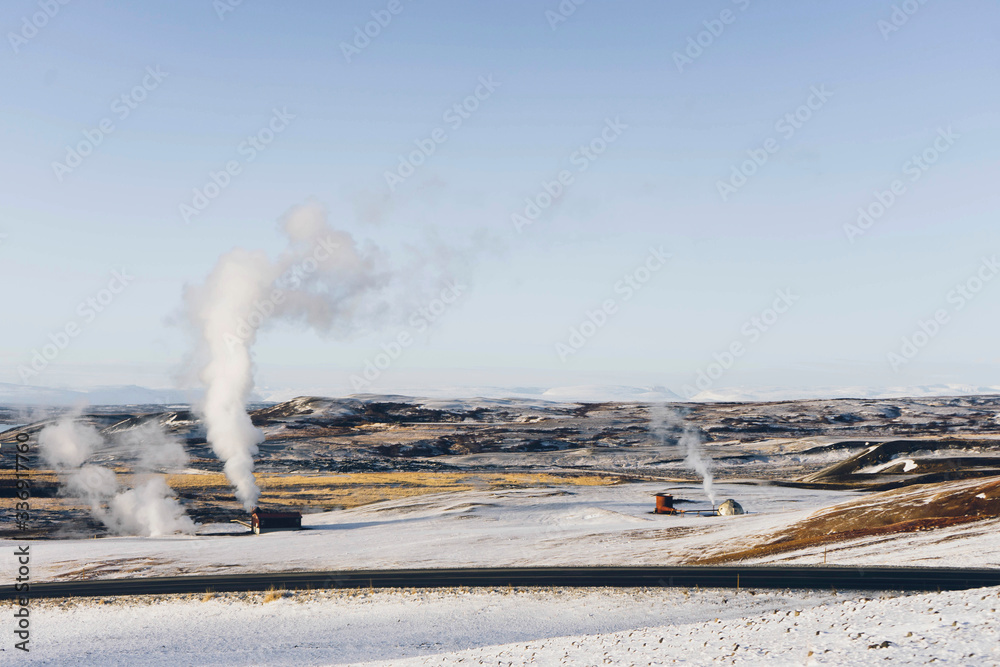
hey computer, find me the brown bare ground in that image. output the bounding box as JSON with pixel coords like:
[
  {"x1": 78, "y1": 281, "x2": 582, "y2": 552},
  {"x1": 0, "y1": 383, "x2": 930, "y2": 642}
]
[{"x1": 693, "y1": 475, "x2": 1000, "y2": 564}]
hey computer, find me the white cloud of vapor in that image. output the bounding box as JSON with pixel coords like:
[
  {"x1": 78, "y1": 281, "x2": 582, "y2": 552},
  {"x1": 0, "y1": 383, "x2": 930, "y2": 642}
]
[
  {"x1": 183, "y1": 201, "x2": 457, "y2": 509},
  {"x1": 648, "y1": 404, "x2": 717, "y2": 505},
  {"x1": 38, "y1": 410, "x2": 195, "y2": 536}
]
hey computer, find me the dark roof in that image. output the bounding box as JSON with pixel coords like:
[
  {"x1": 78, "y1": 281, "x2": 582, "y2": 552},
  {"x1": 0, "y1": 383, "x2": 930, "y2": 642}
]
[{"x1": 251, "y1": 507, "x2": 302, "y2": 519}]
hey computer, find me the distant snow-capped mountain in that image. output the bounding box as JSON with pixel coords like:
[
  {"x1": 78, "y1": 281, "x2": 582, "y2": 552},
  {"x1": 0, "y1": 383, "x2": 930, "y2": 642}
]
[
  {"x1": 0, "y1": 383, "x2": 199, "y2": 406},
  {"x1": 1, "y1": 381, "x2": 998, "y2": 407}
]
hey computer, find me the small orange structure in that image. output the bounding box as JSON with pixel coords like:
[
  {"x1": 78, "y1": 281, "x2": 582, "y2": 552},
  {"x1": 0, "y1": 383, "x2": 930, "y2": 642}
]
[
  {"x1": 653, "y1": 493, "x2": 721, "y2": 516},
  {"x1": 654, "y1": 493, "x2": 679, "y2": 515}
]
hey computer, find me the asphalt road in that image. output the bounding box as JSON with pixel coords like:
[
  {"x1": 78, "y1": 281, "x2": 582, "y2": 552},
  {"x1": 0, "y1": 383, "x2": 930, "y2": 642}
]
[{"x1": 6, "y1": 566, "x2": 1000, "y2": 599}]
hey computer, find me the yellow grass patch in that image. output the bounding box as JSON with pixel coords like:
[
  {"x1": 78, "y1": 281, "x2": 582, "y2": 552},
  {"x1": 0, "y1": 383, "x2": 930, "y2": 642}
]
[
  {"x1": 0, "y1": 470, "x2": 61, "y2": 484},
  {"x1": 3, "y1": 469, "x2": 623, "y2": 517},
  {"x1": 164, "y1": 471, "x2": 622, "y2": 509}
]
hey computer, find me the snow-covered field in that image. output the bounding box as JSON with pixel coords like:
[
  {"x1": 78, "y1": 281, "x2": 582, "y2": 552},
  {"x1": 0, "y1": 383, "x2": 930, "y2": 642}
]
[
  {"x1": 7, "y1": 480, "x2": 1000, "y2": 664},
  {"x1": 5, "y1": 482, "x2": 1000, "y2": 583},
  {"x1": 7, "y1": 585, "x2": 1000, "y2": 665}
]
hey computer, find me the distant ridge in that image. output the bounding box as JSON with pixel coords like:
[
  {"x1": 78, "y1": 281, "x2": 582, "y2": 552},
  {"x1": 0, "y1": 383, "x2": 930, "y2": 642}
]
[
  {"x1": 2, "y1": 381, "x2": 998, "y2": 407},
  {"x1": 0, "y1": 383, "x2": 198, "y2": 407}
]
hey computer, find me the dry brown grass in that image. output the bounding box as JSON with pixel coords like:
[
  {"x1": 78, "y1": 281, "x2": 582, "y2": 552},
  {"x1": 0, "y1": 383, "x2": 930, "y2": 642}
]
[
  {"x1": 4, "y1": 495, "x2": 77, "y2": 511},
  {"x1": 0, "y1": 470, "x2": 61, "y2": 483},
  {"x1": 1, "y1": 468, "x2": 624, "y2": 539},
  {"x1": 693, "y1": 475, "x2": 1000, "y2": 564},
  {"x1": 262, "y1": 586, "x2": 283, "y2": 603},
  {"x1": 0, "y1": 468, "x2": 137, "y2": 480},
  {"x1": 164, "y1": 471, "x2": 622, "y2": 509},
  {"x1": 694, "y1": 515, "x2": 983, "y2": 564}
]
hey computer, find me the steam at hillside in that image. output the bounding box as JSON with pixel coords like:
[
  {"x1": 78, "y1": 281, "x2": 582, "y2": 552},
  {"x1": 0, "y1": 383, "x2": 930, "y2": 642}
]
[
  {"x1": 183, "y1": 202, "x2": 450, "y2": 509},
  {"x1": 648, "y1": 404, "x2": 717, "y2": 505},
  {"x1": 37, "y1": 411, "x2": 195, "y2": 536}
]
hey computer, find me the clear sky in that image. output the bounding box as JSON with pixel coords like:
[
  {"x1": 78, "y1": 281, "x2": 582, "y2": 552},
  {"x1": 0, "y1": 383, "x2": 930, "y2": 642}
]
[{"x1": 2, "y1": 0, "x2": 999, "y2": 399}]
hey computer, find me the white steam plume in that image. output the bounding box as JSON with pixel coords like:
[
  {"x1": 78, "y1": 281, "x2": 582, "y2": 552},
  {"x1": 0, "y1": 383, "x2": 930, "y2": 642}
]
[
  {"x1": 648, "y1": 404, "x2": 717, "y2": 505},
  {"x1": 37, "y1": 412, "x2": 103, "y2": 468},
  {"x1": 38, "y1": 410, "x2": 195, "y2": 536},
  {"x1": 185, "y1": 249, "x2": 278, "y2": 509},
  {"x1": 183, "y1": 202, "x2": 398, "y2": 509},
  {"x1": 106, "y1": 477, "x2": 194, "y2": 537}
]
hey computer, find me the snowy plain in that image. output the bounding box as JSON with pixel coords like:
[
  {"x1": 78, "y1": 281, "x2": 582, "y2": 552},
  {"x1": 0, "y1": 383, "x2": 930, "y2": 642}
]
[
  {"x1": 6, "y1": 482, "x2": 1000, "y2": 584},
  {"x1": 6, "y1": 585, "x2": 1000, "y2": 665},
  {"x1": 5, "y1": 473, "x2": 1000, "y2": 665}
]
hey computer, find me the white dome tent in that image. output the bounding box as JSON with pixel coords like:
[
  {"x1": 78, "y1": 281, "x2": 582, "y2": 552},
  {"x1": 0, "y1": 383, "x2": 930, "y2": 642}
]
[{"x1": 718, "y1": 499, "x2": 745, "y2": 516}]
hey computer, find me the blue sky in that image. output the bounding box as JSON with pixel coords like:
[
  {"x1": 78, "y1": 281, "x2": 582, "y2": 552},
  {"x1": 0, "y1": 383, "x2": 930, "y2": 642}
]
[{"x1": 2, "y1": 0, "x2": 999, "y2": 398}]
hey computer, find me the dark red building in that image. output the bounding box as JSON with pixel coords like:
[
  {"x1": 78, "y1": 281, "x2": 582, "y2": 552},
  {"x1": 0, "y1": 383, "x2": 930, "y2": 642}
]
[{"x1": 250, "y1": 507, "x2": 302, "y2": 534}]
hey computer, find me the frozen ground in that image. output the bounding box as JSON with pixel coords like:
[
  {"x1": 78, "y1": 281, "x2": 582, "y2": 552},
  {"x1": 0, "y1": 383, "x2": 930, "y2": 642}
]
[
  {"x1": 6, "y1": 585, "x2": 999, "y2": 665},
  {"x1": 6, "y1": 482, "x2": 1000, "y2": 583},
  {"x1": 4, "y1": 395, "x2": 1000, "y2": 665},
  {"x1": 6, "y1": 393, "x2": 1000, "y2": 538}
]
